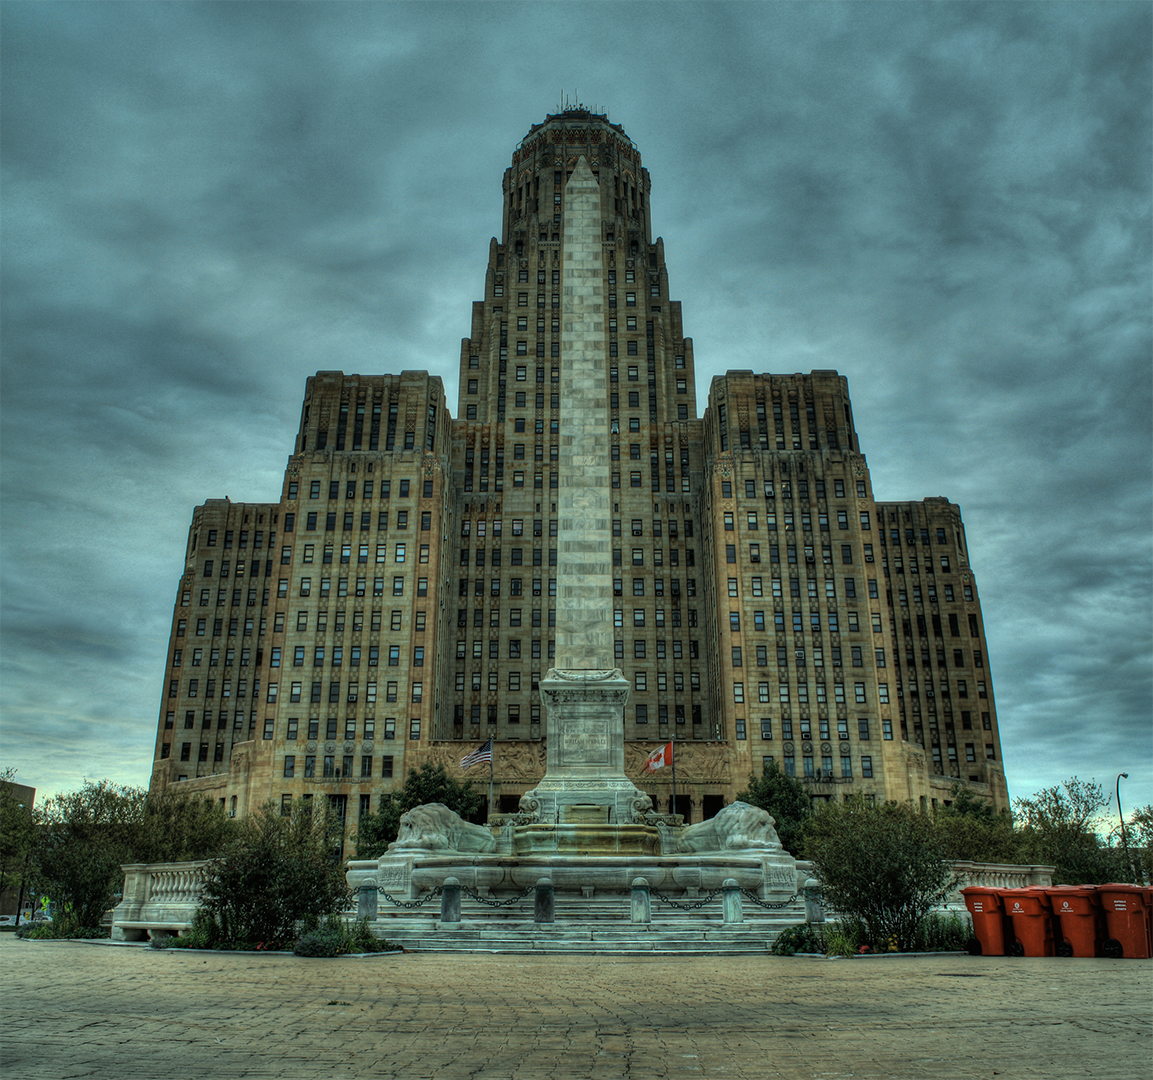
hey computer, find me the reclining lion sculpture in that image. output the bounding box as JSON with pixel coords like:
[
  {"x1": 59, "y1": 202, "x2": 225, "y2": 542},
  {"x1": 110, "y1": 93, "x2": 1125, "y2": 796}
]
[
  {"x1": 674, "y1": 801, "x2": 782, "y2": 853},
  {"x1": 388, "y1": 803, "x2": 496, "y2": 854}
]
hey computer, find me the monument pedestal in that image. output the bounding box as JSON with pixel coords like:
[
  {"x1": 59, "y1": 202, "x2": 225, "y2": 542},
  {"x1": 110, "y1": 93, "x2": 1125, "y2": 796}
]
[{"x1": 519, "y1": 668, "x2": 651, "y2": 824}]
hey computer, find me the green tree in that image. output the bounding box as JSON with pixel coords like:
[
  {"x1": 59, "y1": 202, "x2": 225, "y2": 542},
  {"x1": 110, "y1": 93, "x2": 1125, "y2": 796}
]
[
  {"x1": 32, "y1": 781, "x2": 148, "y2": 930},
  {"x1": 735, "y1": 761, "x2": 812, "y2": 856},
  {"x1": 1013, "y1": 777, "x2": 1125, "y2": 884},
  {"x1": 354, "y1": 763, "x2": 486, "y2": 858},
  {"x1": 0, "y1": 769, "x2": 36, "y2": 903},
  {"x1": 135, "y1": 788, "x2": 236, "y2": 864},
  {"x1": 199, "y1": 800, "x2": 350, "y2": 948},
  {"x1": 934, "y1": 783, "x2": 1022, "y2": 864},
  {"x1": 1115, "y1": 804, "x2": 1152, "y2": 884},
  {"x1": 802, "y1": 797, "x2": 953, "y2": 950}
]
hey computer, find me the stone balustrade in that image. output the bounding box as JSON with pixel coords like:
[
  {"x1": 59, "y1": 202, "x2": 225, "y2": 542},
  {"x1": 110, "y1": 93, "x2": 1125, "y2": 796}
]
[
  {"x1": 110, "y1": 860, "x2": 212, "y2": 941},
  {"x1": 939, "y1": 860, "x2": 1055, "y2": 912}
]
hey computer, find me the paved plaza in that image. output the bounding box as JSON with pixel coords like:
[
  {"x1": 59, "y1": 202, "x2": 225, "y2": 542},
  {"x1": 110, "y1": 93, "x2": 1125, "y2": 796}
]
[{"x1": 2, "y1": 936, "x2": 1149, "y2": 1080}]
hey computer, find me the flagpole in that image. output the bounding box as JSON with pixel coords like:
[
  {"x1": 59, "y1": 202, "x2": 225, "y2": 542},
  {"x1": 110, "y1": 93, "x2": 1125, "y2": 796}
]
[
  {"x1": 671, "y1": 732, "x2": 677, "y2": 820},
  {"x1": 488, "y1": 742, "x2": 494, "y2": 821}
]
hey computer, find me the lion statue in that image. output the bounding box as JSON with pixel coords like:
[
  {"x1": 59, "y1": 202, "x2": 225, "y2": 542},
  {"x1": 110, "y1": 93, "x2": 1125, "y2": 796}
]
[
  {"x1": 674, "y1": 801, "x2": 781, "y2": 854},
  {"x1": 387, "y1": 803, "x2": 496, "y2": 854}
]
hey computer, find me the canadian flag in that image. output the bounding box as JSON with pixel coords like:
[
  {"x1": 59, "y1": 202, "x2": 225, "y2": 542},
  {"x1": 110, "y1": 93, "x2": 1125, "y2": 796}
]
[{"x1": 645, "y1": 741, "x2": 673, "y2": 772}]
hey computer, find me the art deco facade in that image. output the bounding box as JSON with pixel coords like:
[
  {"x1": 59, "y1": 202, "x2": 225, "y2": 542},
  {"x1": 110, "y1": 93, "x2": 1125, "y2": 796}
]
[{"x1": 149, "y1": 110, "x2": 1009, "y2": 849}]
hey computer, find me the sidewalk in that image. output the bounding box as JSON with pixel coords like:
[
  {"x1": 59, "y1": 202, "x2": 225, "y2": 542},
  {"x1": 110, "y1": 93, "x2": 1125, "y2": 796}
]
[{"x1": 2, "y1": 936, "x2": 1148, "y2": 1079}]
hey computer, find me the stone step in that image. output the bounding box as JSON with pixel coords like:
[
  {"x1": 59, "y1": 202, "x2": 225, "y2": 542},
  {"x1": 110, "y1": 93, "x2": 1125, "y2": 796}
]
[
  {"x1": 372, "y1": 900, "x2": 807, "y2": 923},
  {"x1": 367, "y1": 914, "x2": 802, "y2": 954}
]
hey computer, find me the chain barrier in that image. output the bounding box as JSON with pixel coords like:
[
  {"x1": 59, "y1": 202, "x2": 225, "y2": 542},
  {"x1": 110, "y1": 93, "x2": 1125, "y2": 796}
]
[
  {"x1": 739, "y1": 889, "x2": 801, "y2": 910},
  {"x1": 650, "y1": 887, "x2": 723, "y2": 910},
  {"x1": 461, "y1": 884, "x2": 536, "y2": 907},
  {"x1": 376, "y1": 887, "x2": 443, "y2": 909}
]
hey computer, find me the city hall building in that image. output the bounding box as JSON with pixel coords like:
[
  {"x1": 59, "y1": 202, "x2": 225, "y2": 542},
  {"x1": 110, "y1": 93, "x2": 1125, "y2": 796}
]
[{"x1": 148, "y1": 110, "x2": 1009, "y2": 847}]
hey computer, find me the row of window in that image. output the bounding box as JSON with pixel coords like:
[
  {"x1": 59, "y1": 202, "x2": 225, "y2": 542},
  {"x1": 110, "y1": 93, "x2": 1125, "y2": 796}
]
[
  {"x1": 753, "y1": 717, "x2": 890, "y2": 741},
  {"x1": 172, "y1": 677, "x2": 418, "y2": 705},
  {"x1": 201, "y1": 528, "x2": 272, "y2": 549},
  {"x1": 290, "y1": 478, "x2": 432, "y2": 501},
  {"x1": 270, "y1": 680, "x2": 421, "y2": 705},
  {"x1": 284, "y1": 754, "x2": 395, "y2": 779},
  {"x1": 762, "y1": 754, "x2": 875, "y2": 779},
  {"x1": 463, "y1": 548, "x2": 557, "y2": 565},
  {"x1": 299, "y1": 509, "x2": 429, "y2": 532},
  {"x1": 282, "y1": 717, "x2": 388, "y2": 741},
  {"x1": 729, "y1": 478, "x2": 863, "y2": 501},
  {"x1": 733, "y1": 681, "x2": 873, "y2": 704},
  {"x1": 296, "y1": 576, "x2": 427, "y2": 598},
  {"x1": 458, "y1": 608, "x2": 559, "y2": 628},
  {"x1": 456, "y1": 638, "x2": 555, "y2": 659}
]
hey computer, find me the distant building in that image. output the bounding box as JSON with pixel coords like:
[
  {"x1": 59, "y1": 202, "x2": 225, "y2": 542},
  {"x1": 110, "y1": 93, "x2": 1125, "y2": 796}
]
[
  {"x1": 148, "y1": 110, "x2": 1008, "y2": 850},
  {"x1": 0, "y1": 779, "x2": 35, "y2": 916}
]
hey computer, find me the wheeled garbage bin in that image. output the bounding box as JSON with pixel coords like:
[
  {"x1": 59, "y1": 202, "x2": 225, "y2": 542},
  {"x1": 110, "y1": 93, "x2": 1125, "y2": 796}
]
[
  {"x1": 1046, "y1": 885, "x2": 1102, "y2": 957},
  {"x1": 1096, "y1": 884, "x2": 1153, "y2": 959},
  {"x1": 962, "y1": 886, "x2": 1010, "y2": 956},
  {"x1": 1001, "y1": 887, "x2": 1055, "y2": 957}
]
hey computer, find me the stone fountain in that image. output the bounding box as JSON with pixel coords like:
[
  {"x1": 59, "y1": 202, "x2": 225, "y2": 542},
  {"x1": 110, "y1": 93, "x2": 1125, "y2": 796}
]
[
  {"x1": 346, "y1": 665, "x2": 799, "y2": 905},
  {"x1": 346, "y1": 159, "x2": 798, "y2": 913}
]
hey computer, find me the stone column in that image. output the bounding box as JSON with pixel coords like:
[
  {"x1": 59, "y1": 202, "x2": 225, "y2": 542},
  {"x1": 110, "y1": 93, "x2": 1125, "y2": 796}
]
[
  {"x1": 722, "y1": 878, "x2": 744, "y2": 924},
  {"x1": 357, "y1": 883, "x2": 378, "y2": 922},
  {"x1": 555, "y1": 155, "x2": 613, "y2": 671},
  {"x1": 518, "y1": 158, "x2": 648, "y2": 826},
  {"x1": 631, "y1": 877, "x2": 652, "y2": 924},
  {"x1": 534, "y1": 878, "x2": 555, "y2": 924},
  {"x1": 440, "y1": 877, "x2": 461, "y2": 926}
]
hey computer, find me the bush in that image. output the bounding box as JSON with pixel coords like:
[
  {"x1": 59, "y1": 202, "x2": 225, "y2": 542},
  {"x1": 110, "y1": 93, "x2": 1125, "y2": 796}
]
[
  {"x1": 14, "y1": 914, "x2": 106, "y2": 940},
  {"x1": 294, "y1": 915, "x2": 396, "y2": 956},
  {"x1": 294, "y1": 924, "x2": 344, "y2": 957},
  {"x1": 911, "y1": 912, "x2": 969, "y2": 952},
  {"x1": 802, "y1": 797, "x2": 954, "y2": 951},
  {"x1": 163, "y1": 908, "x2": 218, "y2": 950},
  {"x1": 199, "y1": 800, "x2": 350, "y2": 949},
  {"x1": 823, "y1": 927, "x2": 860, "y2": 957},
  {"x1": 770, "y1": 922, "x2": 827, "y2": 955}
]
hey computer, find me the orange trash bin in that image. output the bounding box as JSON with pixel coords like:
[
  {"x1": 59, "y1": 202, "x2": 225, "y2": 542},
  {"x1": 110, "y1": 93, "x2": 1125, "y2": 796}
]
[
  {"x1": 1002, "y1": 887, "x2": 1055, "y2": 957},
  {"x1": 1096, "y1": 884, "x2": 1153, "y2": 959},
  {"x1": 1047, "y1": 885, "x2": 1102, "y2": 957},
  {"x1": 962, "y1": 886, "x2": 1010, "y2": 956}
]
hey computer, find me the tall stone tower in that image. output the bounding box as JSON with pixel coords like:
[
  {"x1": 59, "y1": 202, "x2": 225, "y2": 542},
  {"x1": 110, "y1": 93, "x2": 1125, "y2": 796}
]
[{"x1": 147, "y1": 110, "x2": 1009, "y2": 851}]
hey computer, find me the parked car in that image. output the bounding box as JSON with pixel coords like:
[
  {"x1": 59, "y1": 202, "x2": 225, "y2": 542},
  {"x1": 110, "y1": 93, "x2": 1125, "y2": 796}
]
[{"x1": 0, "y1": 916, "x2": 18, "y2": 927}]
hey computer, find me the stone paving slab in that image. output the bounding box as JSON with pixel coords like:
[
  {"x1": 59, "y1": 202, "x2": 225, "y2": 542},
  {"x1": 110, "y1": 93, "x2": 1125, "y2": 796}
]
[{"x1": 2, "y1": 936, "x2": 1149, "y2": 1080}]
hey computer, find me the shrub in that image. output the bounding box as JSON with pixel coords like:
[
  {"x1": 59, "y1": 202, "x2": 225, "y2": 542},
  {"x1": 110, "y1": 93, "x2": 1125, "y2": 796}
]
[
  {"x1": 199, "y1": 800, "x2": 350, "y2": 949},
  {"x1": 14, "y1": 914, "x2": 106, "y2": 940},
  {"x1": 823, "y1": 928, "x2": 859, "y2": 957},
  {"x1": 802, "y1": 797, "x2": 954, "y2": 952},
  {"x1": 294, "y1": 915, "x2": 396, "y2": 957},
  {"x1": 770, "y1": 922, "x2": 827, "y2": 956},
  {"x1": 911, "y1": 912, "x2": 969, "y2": 952},
  {"x1": 294, "y1": 925, "x2": 344, "y2": 958}
]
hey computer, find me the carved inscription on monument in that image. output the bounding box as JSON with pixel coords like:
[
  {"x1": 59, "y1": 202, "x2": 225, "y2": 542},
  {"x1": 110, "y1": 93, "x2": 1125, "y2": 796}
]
[{"x1": 560, "y1": 721, "x2": 609, "y2": 765}]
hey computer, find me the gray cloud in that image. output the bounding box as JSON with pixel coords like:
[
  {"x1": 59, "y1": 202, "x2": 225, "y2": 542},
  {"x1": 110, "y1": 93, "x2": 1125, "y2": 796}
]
[{"x1": 2, "y1": 1, "x2": 1149, "y2": 810}]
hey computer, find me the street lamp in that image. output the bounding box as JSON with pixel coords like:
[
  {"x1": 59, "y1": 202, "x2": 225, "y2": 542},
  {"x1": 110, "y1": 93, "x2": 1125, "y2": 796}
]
[{"x1": 1116, "y1": 773, "x2": 1132, "y2": 883}]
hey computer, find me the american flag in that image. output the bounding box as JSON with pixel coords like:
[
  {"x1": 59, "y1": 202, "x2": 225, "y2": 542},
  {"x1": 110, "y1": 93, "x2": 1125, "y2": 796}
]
[{"x1": 460, "y1": 738, "x2": 493, "y2": 769}]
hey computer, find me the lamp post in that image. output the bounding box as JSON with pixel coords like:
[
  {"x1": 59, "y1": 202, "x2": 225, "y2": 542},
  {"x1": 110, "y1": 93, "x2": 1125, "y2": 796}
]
[{"x1": 1115, "y1": 773, "x2": 1132, "y2": 883}]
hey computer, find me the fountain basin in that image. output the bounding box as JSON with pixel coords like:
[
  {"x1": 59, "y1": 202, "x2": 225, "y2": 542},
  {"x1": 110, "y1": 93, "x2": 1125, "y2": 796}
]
[
  {"x1": 401, "y1": 853, "x2": 787, "y2": 899},
  {"x1": 512, "y1": 823, "x2": 660, "y2": 857}
]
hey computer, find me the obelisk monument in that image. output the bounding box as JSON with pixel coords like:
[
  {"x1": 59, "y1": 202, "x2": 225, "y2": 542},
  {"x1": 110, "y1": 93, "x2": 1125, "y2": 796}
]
[{"x1": 521, "y1": 158, "x2": 648, "y2": 824}]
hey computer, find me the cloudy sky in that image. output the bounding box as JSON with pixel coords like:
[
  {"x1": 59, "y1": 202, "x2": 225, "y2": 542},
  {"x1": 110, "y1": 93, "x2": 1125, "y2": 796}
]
[{"x1": 2, "y1": 1, "x2": 1150, "y2": 816}]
